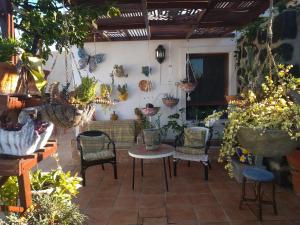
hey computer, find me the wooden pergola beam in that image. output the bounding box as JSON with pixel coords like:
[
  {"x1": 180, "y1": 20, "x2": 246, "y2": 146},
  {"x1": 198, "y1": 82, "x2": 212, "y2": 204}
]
[{"x1": 146, "y1": 1, "x2": 209, "y2": 9}]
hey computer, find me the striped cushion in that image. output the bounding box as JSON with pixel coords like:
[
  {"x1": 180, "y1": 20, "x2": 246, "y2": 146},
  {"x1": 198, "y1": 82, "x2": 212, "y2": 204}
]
[
  {"x1": 80, "y1": 135, "x2": 105, "y2": 153},
  {"x1": 184, "y1": 127, "x2": 206, "y2": 148}
]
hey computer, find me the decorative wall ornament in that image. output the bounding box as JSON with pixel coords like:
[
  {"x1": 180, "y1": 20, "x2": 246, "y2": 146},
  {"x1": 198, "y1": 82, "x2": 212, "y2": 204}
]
[
  {"x1": 139, "y1": 80, "x2": 152, "y2": 92},
  {"x1": 141, "y1": 66, "x2": 151, "y2": 77},
  {"x1": 77, "y1": 48, "x2": 104, "y2": 73},
  {"x1": 112, "y1": 65, "x2": 128, "y2": 77}
]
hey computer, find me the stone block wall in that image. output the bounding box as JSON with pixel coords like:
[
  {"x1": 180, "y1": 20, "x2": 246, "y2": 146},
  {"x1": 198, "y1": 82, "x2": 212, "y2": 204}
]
[{"x1": 236, "y1": 7, "x2": 300, "y2": 93}]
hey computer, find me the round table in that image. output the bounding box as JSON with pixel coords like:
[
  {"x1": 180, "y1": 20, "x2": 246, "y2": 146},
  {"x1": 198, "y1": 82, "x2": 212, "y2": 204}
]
[{"x1": 128, "y1": 144, "x2": 175, "y2": 191}]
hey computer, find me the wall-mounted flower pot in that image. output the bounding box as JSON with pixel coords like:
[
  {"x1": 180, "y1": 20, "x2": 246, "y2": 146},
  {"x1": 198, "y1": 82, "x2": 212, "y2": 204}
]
[
  {"x1": 162, "y1": 98, "x2": 179, "y2": 108},
  {"x1": 118, "y1": 92, "x2": 128, "y2": 101},
  {"x1": 142, "y1": 66, "x2": 151, "y2": 77}
]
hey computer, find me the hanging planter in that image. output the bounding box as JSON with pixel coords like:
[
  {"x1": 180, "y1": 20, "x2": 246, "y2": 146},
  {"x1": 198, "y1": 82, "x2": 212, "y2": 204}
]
[
  {"x1": 141, "y1": 104, "x2": 160, "y2": 117},
  {"x1": 176, "y1": 79, "x2": 198, "y2": 101},
  {"x1": 141, "y1": 66, "x2": 151, "y2": 77},
  {"x1": 162, "y1": 94, "x2": 179, "y2": 108},
  {"x1": 41, "y1": 103, "x2": 95, "y2": 129},
  {"x1": 41, "y1": 74, "x2": 97, "y2": 128}
]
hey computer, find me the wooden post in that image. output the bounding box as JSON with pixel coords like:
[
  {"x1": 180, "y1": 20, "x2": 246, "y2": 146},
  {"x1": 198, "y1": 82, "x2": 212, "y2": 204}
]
[{"x1": 0, "y1": 0, "x2": 16, "y2": 64}]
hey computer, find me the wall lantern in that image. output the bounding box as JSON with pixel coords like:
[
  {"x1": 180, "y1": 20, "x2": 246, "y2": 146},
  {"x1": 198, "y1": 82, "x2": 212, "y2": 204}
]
[{"x1": 155, "y1": 45, "x2": 165, "y2": 64}]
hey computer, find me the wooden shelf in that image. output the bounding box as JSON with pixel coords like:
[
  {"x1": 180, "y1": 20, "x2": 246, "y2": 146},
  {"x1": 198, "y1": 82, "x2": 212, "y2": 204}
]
[
  {"x1": 0, "y1": 94, "x2": 25, "y2": 110},
  {"x1": 0, "y1": 140, "x2": 57, "y2": 213}
]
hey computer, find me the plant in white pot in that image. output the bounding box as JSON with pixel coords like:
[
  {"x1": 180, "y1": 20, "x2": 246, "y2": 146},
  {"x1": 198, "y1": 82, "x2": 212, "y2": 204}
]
[{"x1": 206, "y1": 65, "x2": 300, "y2": 176}]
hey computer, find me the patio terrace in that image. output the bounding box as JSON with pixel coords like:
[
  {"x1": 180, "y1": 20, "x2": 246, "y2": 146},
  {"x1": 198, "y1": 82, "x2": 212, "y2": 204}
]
[{"x1": 47, "y1": 129, "x2": 300, "y2": 225}]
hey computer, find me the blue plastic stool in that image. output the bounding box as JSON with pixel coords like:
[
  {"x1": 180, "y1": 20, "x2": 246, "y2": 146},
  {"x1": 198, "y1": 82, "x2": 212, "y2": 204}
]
[{"x1": 239, "y1": 167, "x2": 277, "y2": 221}]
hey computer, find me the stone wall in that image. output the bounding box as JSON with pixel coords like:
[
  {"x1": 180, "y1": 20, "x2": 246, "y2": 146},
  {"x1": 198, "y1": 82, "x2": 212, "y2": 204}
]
[{"x1": 236, "y1": 7, "x2": 300, "y2": 93}]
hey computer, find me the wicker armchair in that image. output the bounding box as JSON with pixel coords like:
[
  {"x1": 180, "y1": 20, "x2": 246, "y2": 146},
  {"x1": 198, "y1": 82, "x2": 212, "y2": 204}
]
[
  {"x1": 77, "y1": 130, "x2": 117, "y2": 186},
  {"x1": 173, "y1": 126, "x2": 213, "y2": 180}
]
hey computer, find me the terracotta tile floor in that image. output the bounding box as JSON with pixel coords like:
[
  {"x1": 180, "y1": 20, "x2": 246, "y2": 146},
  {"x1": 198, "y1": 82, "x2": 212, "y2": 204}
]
[
  {"x1": 67, "y1": 150, "x2": 300, "y2": 225},
  {"x1": 41, "y1": 130, "x2": 300, "y2": 225}
]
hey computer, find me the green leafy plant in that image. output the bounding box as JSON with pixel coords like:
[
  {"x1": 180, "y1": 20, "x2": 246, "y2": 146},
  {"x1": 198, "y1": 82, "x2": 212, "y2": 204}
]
[
  {"x1": 0, "y1": 176, "x2": 18, "y2": 207},
  {"x1": 11, "y1": 0, "x2": 120, "y2": 60},
  {"x1": 0, "y1": 38, "x2": 20, "y2": 62},
  {"x1": 0, "y1": 194, "x2": 86, "y2": 225},
  {"x1": 17, "y1": 52, "x2": 47, "y2": 92},
  {"x1": 75, "y1": 76, "x2": 98, "y2": 105},
  {"x1": 0, "y1": 169, "x2": 82, "y2": 206},
  {"x1": 162, "y1": 108, "x2": 187, "y2": 135},
  {"x1": 206, "y1": 65, "x2": 300, "y2": 176}
]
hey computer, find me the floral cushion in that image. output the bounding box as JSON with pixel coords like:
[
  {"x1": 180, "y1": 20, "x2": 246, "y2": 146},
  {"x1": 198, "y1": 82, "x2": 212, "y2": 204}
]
[
  {"x1": 184, "y1": 127, "x2": 206, "y2": 148},
  {"x1": 236, "y1": 146, "x2": 255, "y2": 165}
]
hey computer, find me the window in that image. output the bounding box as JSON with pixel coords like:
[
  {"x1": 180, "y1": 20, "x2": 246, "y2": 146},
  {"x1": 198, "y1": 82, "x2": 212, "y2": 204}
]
[{"x1": 186, "y1": 53, "x2": 228, "y2": 120}]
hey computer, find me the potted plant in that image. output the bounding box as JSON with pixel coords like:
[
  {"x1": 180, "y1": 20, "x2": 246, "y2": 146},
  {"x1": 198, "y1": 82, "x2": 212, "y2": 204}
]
[
  {"x1": 42, "y1": 76, "x2": 97, "y2": 128},
  {"x1": 117, "y1": 84, "x2": 128, "y2": 101},
  {"x1": 206, "y1": 65, "x2": 300, "y2": 176},
  {"x1": 162, "y1": 94, "x2": 179, "y2": 108},
  {"x1": 162, "y1": 108, "x2": 187, "y2": 136},
  {"x1": 176, "y1": 78, "x2": 197, "y2": 93}
]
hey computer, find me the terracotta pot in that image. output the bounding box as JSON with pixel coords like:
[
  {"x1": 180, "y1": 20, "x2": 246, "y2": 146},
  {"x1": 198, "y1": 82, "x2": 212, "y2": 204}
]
[
  {"x1": 176, "y1": 82, "x2": 197, "y2": 93},
  {"x1": 0, "y1": 62, "x2": 19, "y2": 94},
  {"x1": 162, "y1": 98, "x2": 179, "y2": 108},
  {"x1": 287, "y1": 150, "x2": 300, "y2": 195}
]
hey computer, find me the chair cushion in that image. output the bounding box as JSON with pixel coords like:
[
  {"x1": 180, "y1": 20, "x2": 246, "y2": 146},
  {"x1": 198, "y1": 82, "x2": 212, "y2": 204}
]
[
  {"x1": 80, "y1": 135, "x2": 106, "y2": 152},
  {"x1": 184, "y1": 127, "x2": 206, "y2": 148},
  {"x1": 243, "y1": 167, "x2": 274, "y2": 182},
  {"x1": 83, "y1": 150, "x2": 115, "y2": 161},
  {"x1": 176, "y1": 146, "x2": 206, "y2": 155}
]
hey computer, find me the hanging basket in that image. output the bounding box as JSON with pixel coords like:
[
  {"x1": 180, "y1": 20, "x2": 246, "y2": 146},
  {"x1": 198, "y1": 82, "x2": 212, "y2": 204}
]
[
  {"x1": 41, "y1": 103, "x2": 95, "y2": 128},
  {"x1": 162, "y1": 98, "x2": 179, "y2": 108},
  {"x1": 141, "y1": 107, "x2": 160, "y2": 117},
  {"x1": 176, "y1": 82, "x2": 197, "y2": 93}
]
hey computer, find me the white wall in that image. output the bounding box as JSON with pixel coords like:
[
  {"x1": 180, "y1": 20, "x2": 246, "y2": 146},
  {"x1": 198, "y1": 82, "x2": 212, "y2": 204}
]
[{"x1": 46, "y1": 38, "x2": 237, "y2": 126}]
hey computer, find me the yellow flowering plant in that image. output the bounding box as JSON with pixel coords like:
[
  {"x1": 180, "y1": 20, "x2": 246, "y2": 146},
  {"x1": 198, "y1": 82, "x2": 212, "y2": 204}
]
[{"x1": 205, "y1": 65, "x2": 300, "y2": 176}]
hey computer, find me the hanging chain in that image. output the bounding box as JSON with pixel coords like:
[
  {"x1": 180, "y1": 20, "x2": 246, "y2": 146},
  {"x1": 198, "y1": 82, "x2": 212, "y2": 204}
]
[{"x1": 266, "y1": 0, "x2": 278, "y2": 77}]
